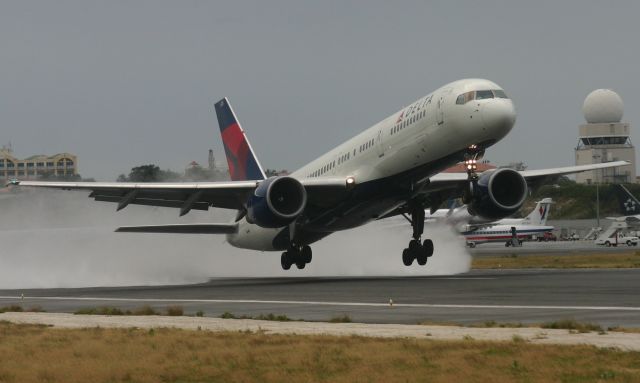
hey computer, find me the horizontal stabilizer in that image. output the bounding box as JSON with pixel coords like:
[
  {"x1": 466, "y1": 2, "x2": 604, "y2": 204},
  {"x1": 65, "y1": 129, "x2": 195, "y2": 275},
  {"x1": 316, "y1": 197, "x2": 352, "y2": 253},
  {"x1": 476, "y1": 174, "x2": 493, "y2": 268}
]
[{"x1": 115, "y1": 223, "x2": 238, "y2": 234}]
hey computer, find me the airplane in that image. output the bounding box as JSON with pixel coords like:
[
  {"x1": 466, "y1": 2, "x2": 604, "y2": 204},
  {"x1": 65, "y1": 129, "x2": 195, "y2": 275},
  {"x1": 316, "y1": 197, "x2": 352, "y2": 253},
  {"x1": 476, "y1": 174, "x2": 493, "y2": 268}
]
[
  {"x1": 460, "y1": 198, "x2": 554, "y2": 247},
  {"x1": 7, "y1": 79, "x2": 628, "y2": 270}
]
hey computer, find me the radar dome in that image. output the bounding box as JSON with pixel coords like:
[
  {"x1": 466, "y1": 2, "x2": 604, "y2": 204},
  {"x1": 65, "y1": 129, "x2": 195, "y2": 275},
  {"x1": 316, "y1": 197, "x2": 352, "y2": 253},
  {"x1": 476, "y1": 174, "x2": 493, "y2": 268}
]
[{"x1": 583, "y1": 89, "x2": 624, "y2": 124}]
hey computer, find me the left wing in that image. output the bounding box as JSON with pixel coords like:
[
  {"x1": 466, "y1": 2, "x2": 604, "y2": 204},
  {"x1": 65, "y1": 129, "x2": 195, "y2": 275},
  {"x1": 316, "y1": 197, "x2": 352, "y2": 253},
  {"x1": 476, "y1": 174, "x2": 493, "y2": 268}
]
[{"x1": 7, "y1": 177, "x2": 350, "y2": 216}]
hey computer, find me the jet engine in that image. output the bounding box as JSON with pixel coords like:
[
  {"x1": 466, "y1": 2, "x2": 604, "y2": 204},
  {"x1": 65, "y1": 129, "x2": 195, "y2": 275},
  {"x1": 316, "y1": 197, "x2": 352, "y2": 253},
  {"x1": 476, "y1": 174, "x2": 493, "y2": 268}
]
[
  {"x1": 467, "y1": 168, "x2": 527, "y2": 221},
  {"x1": 247, "y1": 176, "x2": 307, "y2": 228}
]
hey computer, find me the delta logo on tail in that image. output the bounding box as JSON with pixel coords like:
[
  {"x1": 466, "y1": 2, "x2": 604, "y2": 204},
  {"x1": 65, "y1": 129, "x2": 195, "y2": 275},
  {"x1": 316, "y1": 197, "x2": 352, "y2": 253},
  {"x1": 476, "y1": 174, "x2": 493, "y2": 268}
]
[
  {"x1": 539, "y1": 204, "x2": 548, "y2": 221},
  {"x1": 215, "y1": 99, "x2": 266, "y2": 181}
]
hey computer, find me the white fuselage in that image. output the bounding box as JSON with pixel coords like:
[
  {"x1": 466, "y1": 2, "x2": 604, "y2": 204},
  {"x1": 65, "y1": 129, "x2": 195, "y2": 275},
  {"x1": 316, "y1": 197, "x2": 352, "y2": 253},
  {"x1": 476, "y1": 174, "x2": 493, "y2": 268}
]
[
  {"x1": 227, "y1": 79, "x2": 516, "y2": 251},
  {"x1": 462, "y1": 224, "x2": 554, "y2": 245}
]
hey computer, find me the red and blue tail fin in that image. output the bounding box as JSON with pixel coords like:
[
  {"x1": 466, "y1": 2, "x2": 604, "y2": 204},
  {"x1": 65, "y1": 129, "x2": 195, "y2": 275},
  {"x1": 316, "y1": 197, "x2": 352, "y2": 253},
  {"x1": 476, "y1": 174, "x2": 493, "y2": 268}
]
[{"x1": 215, "y1": 98, "x2": 266, "y2": 181}]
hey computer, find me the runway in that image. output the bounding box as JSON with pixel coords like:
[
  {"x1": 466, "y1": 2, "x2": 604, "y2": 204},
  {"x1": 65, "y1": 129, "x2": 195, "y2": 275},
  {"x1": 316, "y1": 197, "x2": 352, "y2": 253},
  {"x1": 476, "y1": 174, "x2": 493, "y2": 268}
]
[
  {"x1": 1, "y1": 268, "x2": 639, "y2": 328},
  {"x1": 470, "y1": 240, "x2": 637, "y2": 255}
]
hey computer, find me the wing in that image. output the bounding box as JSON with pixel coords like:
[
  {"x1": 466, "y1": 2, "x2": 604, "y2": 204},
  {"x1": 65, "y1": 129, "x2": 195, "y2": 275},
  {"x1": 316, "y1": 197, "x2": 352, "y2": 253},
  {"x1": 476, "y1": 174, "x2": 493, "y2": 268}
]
[
  {"x1": 380, "y1": 161, "x2": 629, "y2": 219},
  {"x1": 428, "y1": 161, "x2": 630, "y2": 187},
  {"x1": 7, "y1": 177, "x2": 350, "y2": 216}
]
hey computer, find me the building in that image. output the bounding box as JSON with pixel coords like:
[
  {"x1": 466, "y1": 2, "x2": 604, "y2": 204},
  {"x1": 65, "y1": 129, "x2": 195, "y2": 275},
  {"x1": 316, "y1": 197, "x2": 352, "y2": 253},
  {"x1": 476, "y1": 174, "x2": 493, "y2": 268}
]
[
  {"x1": 575, "y1": 89, "x2": 636, "y2": 184},
  {"x1": 0, "y1": 145, "x2": 78, "y2": 181}
]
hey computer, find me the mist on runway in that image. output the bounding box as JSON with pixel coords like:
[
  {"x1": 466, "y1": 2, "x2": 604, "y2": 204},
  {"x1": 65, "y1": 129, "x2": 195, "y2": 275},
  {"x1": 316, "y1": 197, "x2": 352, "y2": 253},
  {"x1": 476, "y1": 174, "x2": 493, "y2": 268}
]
[{"x1": 0, "y1": 190, "x2": 470, "y2": 288}]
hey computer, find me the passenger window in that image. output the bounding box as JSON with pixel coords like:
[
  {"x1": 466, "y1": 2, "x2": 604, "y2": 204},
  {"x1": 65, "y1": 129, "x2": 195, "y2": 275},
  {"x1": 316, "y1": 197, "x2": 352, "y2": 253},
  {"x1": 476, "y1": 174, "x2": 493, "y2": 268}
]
[{"x1": 476, "y1": 90, "x2": 494, "y2": 100}]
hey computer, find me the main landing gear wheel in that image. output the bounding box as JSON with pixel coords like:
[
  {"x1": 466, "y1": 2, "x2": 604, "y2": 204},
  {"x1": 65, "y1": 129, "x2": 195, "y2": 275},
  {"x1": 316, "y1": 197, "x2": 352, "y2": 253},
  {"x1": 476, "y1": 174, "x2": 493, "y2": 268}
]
[
  {"x1": 281, "y1": 245, "x2": 313, "y2": 270},
  {"x1": 401, "y1": 202, "x2": 434, "y2": 267}
]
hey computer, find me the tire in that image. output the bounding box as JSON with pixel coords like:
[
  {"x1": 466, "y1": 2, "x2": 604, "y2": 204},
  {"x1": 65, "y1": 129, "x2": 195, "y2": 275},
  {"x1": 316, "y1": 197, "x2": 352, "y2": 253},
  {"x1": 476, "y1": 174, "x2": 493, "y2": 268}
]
[
  {"x1": 627, "y1": 241, "x2": 633, "y2": 247},
  {"x1": 505, "y1": 242, "x2": 511, "y2": 247},
  {"x1": 295, "y1": 261, "x2": 306, "y2": 269},
  {"x1": 409, "y1": 239, "x2": 421, "y2": 252},
  {"x1": 605, "y1": 241, "x2": 611, "y2": 247},
  {"x1": 468, "y1": 242, "x2": 476, "y2": 248},
  {"x1": 301, "y1": 246, "x2": 312, "y2": 263},
  {"x1": 402, "y1": 248, "x2": 413, "y2": 266},
  {"x1": 423, "y1": 239, "x2": 434, "y2": 257},
  {"x1": 280, "y1": 252, "x2": 291, "y2": 270}
]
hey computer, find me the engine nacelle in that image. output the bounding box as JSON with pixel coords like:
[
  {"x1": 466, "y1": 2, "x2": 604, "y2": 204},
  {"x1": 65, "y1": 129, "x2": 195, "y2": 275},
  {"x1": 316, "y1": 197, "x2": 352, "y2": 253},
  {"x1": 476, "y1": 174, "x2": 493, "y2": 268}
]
[
  {"x1": 247, "y1": 176, "x2": 307, "y2": 228},
  {"x1": 467, "y1": 168, "x2": 528, "y2": 221}
]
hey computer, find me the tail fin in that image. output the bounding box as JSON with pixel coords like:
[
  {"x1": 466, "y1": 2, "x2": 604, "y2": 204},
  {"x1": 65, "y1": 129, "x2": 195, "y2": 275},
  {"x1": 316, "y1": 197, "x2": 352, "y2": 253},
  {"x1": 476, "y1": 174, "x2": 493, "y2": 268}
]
[
  {"x1": 615, "y1": 184, "x2": 640, "y2": 215},
  {"x1": 524, "y1": 198, "x2": 553, "y2": 225},
  {"x1": 214, "y1": 98, "x2": 266, "y2": 181}
]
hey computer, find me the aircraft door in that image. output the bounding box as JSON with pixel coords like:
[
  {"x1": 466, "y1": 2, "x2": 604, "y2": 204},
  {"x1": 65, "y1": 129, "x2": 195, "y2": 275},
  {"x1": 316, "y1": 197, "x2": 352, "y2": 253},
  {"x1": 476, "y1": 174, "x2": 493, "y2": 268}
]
[
  {"x1": 437, "y1": 96, "x2": 445, "y2": 125},
  {"x1": 376, "y1": 129, "x2": 384, "y2": 157}
]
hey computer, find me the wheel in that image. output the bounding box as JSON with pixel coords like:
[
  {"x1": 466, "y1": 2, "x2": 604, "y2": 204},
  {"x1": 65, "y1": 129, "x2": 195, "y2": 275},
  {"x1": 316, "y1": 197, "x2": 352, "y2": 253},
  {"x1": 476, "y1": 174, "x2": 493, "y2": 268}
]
[
  {"x1": 301, "y1": 246, "x2": 312, "y2": 263},
  {"x1": 422, "y1": 239, "x2": 434, "y2": 258},
  {"x1": 402, "y1": 248, "x2": 413, "y2": 266},
  {"x1": 627, "y1": 240, "x2": 633, "y2": 247},
  {"x1": 505, "y1": 242, "x2": 511, "y2": 247},
  {"x1": 416, "y1": 252, "x2": 427, "y2": 266},
  {"x1": 295, "y1": 261, "x2": 306, "y2": 269},
  {"x1": 605, "y1": 241, "x2": 611, "y2": 247},
  {"x1": 468, "y1": 242, "x2": 476, "y2": 248},
  {"x1": 409, "y1": 239, "x2": 421, "y2": 252},
  {"x1": 280, "y1": 252, "x2": 292, "y2": 270}
]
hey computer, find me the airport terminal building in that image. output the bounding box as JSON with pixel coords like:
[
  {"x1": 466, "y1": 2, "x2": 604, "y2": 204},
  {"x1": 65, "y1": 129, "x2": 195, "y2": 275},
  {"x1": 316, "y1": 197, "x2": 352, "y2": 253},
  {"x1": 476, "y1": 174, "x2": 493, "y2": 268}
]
[{"x1": 0, "y1": 145, "x2": 78, "y2": 181}]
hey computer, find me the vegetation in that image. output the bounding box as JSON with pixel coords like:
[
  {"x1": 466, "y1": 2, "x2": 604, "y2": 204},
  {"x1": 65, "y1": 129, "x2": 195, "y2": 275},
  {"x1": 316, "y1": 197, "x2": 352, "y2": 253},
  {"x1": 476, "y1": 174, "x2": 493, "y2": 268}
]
[
  {"x1": 0, "y1": 322, "x2": 637, "y2": 383},
  {"x1": 116, "y1": 163, "x2": 231, "y2": 182},
  {"x1": 73, "y1": 305, "x2": 171, "y2": 316},
  {"x1": 472, "y1": 251, "x2": 640, "y2": 269},
  {"x1": 329, "y1": 314, "x2": 353, "y2": 323},
  {"x1": 521, "y1": 178, "x2": 640, "y2": 219},
  {"x1": 541, "y1": 319, "x2": 604, "y2": 333},
  {"x1": 220, "y1": 312, "x2": 292, "y2": 321}
]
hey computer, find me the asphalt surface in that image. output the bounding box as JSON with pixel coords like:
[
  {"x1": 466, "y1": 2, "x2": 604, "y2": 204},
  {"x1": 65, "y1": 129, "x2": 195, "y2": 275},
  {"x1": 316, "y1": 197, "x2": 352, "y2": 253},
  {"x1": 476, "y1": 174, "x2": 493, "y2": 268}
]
[
  {"x1": 470, "y1": 240, "x2": 638, "y2": 255},
  {"x1": 1, "y1": 268, "x2": 639, "y2": 328}
]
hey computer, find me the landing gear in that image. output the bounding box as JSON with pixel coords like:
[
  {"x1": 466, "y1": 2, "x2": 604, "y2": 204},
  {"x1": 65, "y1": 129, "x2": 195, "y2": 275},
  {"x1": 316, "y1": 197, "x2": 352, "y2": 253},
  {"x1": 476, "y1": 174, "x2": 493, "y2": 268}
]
[
  {"x1": 281, "y1": 245, "x2": 312, "y2": 270},
  {"x1": 462, "y1": 145, "x2": 484, "y2": 204},
  {"x1": 401, "y1": 202, "x2": 434, "y2": 266}
]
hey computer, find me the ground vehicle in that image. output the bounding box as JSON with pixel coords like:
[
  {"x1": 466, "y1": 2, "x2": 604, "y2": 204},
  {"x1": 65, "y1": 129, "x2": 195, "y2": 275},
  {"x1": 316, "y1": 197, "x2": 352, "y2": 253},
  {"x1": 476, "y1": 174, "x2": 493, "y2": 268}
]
[
  {"x1": 537, "y1": 232, "x2": 557, "y2": 242},
  {"x1": 595, "y1": 234, "x2": 639, "y2": 247}
]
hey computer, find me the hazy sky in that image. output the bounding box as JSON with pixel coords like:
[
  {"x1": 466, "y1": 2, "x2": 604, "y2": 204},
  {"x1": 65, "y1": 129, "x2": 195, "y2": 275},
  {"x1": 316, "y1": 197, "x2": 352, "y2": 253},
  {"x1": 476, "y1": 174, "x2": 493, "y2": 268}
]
[{"x1": 1, "y1": 1, "x2": 639, "y2": 180}]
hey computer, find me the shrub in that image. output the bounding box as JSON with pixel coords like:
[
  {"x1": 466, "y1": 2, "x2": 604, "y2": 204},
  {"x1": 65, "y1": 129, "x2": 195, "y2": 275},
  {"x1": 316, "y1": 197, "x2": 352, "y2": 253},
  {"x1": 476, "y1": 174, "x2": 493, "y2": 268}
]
[
  {"x1": 166, "y1": 306, "x2": 184, "y2": 316},
  {"x1": 329, "y1": 314, "x2": 352, "y2": 323}
]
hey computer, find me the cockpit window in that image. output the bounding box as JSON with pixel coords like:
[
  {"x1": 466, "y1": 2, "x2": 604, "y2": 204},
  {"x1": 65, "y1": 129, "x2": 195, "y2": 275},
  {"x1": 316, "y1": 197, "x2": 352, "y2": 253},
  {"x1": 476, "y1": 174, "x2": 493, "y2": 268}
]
[
  {"x1": 493, "y1": 89, "x2": 508, "y2": 98},
  {"x1": 475, "y1": 90, "x2": 494, "y2": 100},
  {"x1": 455, "y1": 91, "x2": 475, "y2": 105},
  {"x1": 456, "y1": 89, "x2": 509, "y2": 105}
]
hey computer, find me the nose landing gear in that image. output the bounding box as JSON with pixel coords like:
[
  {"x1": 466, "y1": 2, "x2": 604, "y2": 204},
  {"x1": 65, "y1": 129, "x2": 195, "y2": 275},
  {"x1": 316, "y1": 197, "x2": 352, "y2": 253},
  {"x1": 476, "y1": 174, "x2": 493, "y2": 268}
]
[
  {"x1": 462, "y1": 145, "x2": 484, "y2": 204},
  {"x1": 281, "y1": 244, "x2": 312, "y2": 270},
  {"x1": 401, "y1": 201, "x2": 434, "y2": 266}
]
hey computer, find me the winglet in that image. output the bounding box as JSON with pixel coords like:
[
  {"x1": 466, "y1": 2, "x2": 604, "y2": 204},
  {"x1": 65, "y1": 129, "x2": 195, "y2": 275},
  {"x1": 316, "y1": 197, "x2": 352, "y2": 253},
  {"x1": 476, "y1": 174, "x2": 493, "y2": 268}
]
[{"x1": 214, "y1": 98, "x2": 266, "y2": 181}]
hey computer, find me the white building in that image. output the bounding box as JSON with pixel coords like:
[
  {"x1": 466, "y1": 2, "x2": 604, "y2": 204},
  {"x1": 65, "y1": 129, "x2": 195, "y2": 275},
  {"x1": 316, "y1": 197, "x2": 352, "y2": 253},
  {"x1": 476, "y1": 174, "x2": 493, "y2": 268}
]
[{"x1": 575, "y1": 89, "x2": 635, "y2": 184}]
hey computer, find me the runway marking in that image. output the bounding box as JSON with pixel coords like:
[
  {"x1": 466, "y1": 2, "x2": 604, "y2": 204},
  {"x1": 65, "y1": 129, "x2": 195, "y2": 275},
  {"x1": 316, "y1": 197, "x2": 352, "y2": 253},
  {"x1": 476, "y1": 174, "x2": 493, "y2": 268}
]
[{"x1": 1, "y1": 296, "x2": 639, "y2": 312}]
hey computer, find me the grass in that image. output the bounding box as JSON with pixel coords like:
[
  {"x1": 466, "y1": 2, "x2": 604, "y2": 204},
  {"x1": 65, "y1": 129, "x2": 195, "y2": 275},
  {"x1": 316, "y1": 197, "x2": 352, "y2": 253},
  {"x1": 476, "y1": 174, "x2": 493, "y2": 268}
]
[
  {"x1": 472, "y1": 251, "x2": 640, "y2": 269},
  {"x1": 0, "y1": 305, "x2": 45, "y2": 313},
  {"x1": 329, "y1": 314, "x2": 352, "y2": 323},
  {"x1": 0, "y1": 321, "x2": 637, "y2": 383},
  {"x1": 73, "y1": 305, "x2": 184, "y2": 316},
  {"x1": 220, "y1": 312, "x2": 292, "y2": 321},
  {"x1": 541, "y1": 319, "x2": 604, "y2": 333}
]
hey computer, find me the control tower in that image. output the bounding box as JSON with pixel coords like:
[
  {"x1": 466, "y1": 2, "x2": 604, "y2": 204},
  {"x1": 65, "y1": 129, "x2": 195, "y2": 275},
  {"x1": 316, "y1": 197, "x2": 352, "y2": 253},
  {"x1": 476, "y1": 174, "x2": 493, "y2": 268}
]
[{"x1": 575, "y1": 89, "x2": 636, "y2": 184}]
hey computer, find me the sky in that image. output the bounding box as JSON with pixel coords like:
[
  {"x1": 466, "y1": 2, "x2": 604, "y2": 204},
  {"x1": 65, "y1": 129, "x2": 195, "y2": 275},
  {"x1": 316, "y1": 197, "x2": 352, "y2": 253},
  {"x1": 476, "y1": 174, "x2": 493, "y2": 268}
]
[{"x1": 1, "y1": 1, "x2": 639, "y2": 181}]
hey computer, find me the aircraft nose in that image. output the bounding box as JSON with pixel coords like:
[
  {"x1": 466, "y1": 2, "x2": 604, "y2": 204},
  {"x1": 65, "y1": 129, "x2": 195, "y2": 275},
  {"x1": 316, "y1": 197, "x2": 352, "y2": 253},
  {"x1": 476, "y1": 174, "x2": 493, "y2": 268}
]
[{"x1": 481, "y1": 99, "x2": 516, "y2": 138}]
